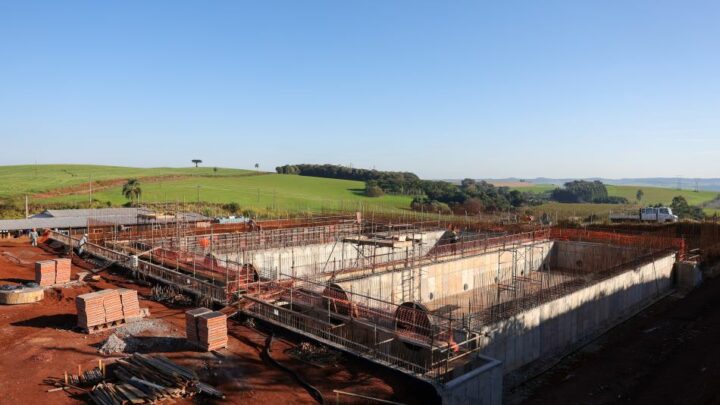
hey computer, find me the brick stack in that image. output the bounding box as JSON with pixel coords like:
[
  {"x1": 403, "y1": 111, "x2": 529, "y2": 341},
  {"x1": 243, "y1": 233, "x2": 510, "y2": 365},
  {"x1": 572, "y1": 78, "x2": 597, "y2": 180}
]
[
  {"x1": 76, "y1": 288, "x2": 142, "y2": 332},
  {"x1": 53, "y1": 258, "x2": 71, "y2": 284},
  {"x1": 185, "y1": 307, "x2": 212, "y2": 345},
  {"x1": 35, "y1": 260, "x2": 56, "y2": 286},
  {"x1": 118, "y1": 289, "x2": 140, "y2": 319},
  {"x1": 198, "y1": 312, "x2": 228, "y2": 351},
  {"x1": 76, "y1": 291, "x2": 108, "y2": 329},
  {"x1": 103, "y1": 290, "x2": 124, "y2": 323}
]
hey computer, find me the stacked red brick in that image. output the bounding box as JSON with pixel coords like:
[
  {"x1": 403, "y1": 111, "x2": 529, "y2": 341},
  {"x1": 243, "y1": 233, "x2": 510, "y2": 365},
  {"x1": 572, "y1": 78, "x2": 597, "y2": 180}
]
[
  {"x1": 185, "y1": 308, "x2": 227, "y2": 351},
  {"x1": 76, "y1": 288, "x2": 141, "y2": 331},
  {"x1": 185, "y1": 307, "x2": 212, "y2": 345},
  {"x1": 54, "y1": 258, "x2": 71, "y2": 284},
  {"x1": 35, "y1": 260, "x2": 56, "y2": 286},
  {"x1": 34, "y1": 258, "x2": 72, "y2": 286},
  {"x1": 76, "y1": 290, "x2": 110, "y2": 329},
  {"x1": 198, "y1": 312, "x2": 228, "y2": 351},
  {"x1": 118, "y1": 289, "x2": 140, "y2": 319}
]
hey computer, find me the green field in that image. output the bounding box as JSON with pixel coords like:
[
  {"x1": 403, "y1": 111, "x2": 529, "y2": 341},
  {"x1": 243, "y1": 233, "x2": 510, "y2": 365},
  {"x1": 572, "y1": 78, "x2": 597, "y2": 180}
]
[
  {"x1": 39, "y1": 173, "x2": 414, "y2": 214},
  {"x1": 0, "y1": 165, "x2": 414, "y2": 217},
  {"x1": 515, "y1": 183, "x2": 719, "y2": 208},
  {"x1": 2, "y1": 165, "x2": 719, "y2": 220},
  {"x1": 0, "y1": 164, "x2": 253, "y2": 198}
]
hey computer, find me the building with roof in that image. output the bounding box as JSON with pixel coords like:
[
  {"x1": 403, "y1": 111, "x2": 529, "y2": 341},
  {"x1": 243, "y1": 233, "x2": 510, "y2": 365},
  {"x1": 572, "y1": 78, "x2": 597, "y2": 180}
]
[{"x1": 0, "y1": 208, "x2": 208, "y2": 232}]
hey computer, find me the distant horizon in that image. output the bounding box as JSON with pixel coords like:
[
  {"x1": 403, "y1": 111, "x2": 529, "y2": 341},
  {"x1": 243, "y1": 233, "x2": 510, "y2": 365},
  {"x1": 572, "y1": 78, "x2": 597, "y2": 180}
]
[{"x1": 3, "y1": 162, "x2": 720, "y2": 184}]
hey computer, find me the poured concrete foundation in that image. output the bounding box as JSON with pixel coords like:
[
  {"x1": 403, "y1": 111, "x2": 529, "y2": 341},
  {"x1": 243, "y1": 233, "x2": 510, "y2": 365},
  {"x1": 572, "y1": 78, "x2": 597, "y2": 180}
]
[{"x1": 476, "y1": 252, "x2": 676, "y2": 372}]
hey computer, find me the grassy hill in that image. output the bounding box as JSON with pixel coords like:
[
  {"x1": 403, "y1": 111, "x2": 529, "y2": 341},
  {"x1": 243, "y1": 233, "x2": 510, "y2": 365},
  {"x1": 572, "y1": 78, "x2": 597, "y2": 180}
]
[
  {"x1": 511, "y1": 183, "x2": 718, "y2": 207},
  {"x1": 2, "y1": 165, "x2": 718, "y2": 220},
  {"x1": 0, "y1": 164, "x2": 414, "y2": 217},
  {"x1": 0, "y1": 164, "x2": 253, "y2": 198}
]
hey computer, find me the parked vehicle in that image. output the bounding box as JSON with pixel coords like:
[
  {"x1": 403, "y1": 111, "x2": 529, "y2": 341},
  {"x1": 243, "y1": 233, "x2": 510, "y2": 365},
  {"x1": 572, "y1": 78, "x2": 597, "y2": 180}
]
[{"x1": 609, "y1": 207, "x2": 679, "y2": 223}]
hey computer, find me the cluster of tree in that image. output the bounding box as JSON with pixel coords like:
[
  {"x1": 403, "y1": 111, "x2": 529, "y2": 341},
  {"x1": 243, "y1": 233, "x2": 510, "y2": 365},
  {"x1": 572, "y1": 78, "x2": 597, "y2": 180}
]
[
  {"x1": 550, "y1": 180, "x2": 628, "y2": 204},
  {"x1": 411, "y1": 179, "x2": 539, "y2": 214},
  {"x1": 275, "y1": 164, "x2": 420, "y2": 194},
  {"x1": 670, "y1": 196, "x2": 705, "y2": 220}
]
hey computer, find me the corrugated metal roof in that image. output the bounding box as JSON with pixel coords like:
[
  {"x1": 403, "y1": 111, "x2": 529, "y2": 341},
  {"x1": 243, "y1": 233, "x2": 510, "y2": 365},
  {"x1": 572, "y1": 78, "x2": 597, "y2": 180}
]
[
  {"x1": 36, "y1": 208, "x2": 152, "y2": 218},
  {"x1": 0, "y1": 208, "x2": 209, "y2": 231}
]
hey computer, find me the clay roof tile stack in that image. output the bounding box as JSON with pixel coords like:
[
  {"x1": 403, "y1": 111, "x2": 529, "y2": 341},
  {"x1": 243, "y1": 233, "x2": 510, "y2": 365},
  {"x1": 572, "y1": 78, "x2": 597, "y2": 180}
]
[
  {"x1": 197, "y1": 311, "x2": 228, "y2": 351},
  {"x1": 35, "y1": 260, "x2": 56, "y2": 286}
]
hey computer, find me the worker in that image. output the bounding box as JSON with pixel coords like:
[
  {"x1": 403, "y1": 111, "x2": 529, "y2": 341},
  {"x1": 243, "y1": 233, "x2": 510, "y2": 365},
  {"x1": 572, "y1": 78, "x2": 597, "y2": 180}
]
[
  {"x1": 78, "y1": 233, "x2": 89, "y2": 256},
  {"x1": 29, "y1": 228, "x2": 38, "y2": 247}
]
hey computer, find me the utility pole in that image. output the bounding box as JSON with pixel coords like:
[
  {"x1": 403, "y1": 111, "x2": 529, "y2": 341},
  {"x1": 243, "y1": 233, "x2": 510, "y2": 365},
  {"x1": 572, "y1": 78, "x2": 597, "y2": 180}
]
[
  {"x1": 25, "y1": 195, "x2": 29, "y2": 219},
  {"x1": 89, "y1": 174, "x2": 93, "y2": 205}
]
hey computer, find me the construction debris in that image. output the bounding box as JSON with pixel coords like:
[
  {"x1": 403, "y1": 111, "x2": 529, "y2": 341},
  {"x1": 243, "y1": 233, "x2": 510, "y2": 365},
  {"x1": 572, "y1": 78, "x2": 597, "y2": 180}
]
[
  {"x1": 88, "y1": 353, "x2": 224, "y2": 404},
  {"x1": 98, "y1": 333, "x2": 127, "y2": 355},
  {"x1": 150, "y1": 285, "x2": 192, "y2": 306},
  {"x1": 287, "y1": 342, "x2": 341, "y2": 366},
  {"x1": 65, "y1": 366, "x2": 105, "y2": 387}
]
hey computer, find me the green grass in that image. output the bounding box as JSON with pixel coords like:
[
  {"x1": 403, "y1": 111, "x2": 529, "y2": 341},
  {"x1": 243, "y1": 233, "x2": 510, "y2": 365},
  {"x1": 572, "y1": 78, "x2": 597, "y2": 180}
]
[
  {"x1": 29, "y1": 169, "x2": 415, "y2": 215},
  {"x1": 0, "y1": 164, "x2": 253, "y2": 198},
  {"x1": 605, "y1": 185, "x2": 718, "y2": 206},
  {"x1": 526, "y1": 202, "x2": 632, "y2": 221},
  {"x1": 513, "y1": 183, "x2": 719, "y2": 207},
  {"x1": 4, "y1": 165, "x2": 720, "y2": 219}
]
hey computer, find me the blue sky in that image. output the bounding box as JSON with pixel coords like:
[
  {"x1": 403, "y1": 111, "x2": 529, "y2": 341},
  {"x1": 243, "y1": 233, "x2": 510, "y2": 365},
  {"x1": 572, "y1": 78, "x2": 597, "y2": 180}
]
[{"x1": 1, "y1": 1, "x2": 719, "y2": 179}]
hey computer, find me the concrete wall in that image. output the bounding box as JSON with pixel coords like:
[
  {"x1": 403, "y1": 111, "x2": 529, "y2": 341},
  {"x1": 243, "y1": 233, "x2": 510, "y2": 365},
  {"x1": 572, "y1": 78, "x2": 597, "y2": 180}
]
[
  {"x1": 332, "y1": 241, "x2": 554, "y2": 305},
  {"x1": 551, "y1": 241, "x2": 656, "y2": 272},
  {"x1": 226, "y1": 230, "x2": 446, "y2": 280},
  {"x1": 475, "y1": 253, "x2": 676, "y2": 373},
  {"x1": 438, "y1": 355, "x2": 503, "y2": 405}
]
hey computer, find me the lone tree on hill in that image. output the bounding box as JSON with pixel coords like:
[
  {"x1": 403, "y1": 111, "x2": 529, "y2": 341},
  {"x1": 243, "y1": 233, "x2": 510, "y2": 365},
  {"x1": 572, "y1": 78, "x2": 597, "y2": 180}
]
[
  {"x1": 636, "y1": 189, "x2": 644, "y2": 202},
  {"x1": 192, "y1": 159, "x2": 202, "y2": 167},
  {"x1": 254, "y1": 163, "x2": 260, "y2": 171},
  {"x1": 122, "y1": 179, "x2": 142, "y2": 205}
]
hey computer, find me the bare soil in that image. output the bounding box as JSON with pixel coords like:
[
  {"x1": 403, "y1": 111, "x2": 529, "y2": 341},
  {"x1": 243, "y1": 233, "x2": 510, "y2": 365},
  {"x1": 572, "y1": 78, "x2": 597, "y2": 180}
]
[{"x1": 0, "y1": 238, "x2": 433, "y2": 404}]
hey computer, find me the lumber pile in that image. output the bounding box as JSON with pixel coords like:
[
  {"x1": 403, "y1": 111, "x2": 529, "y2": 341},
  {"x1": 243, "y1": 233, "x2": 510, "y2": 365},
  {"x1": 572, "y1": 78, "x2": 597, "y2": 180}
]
[
  {"x1": 76, "y1": 288, "x2": 145, "y2": 332},
  {"x1": 65, "y1": 367, "x2": 104, "y2": 387},
  {"x1": 35, "y1": 260, "x2": 56, "y2": 286},
  {"x1": 34, "y1": 258, "x2": 72, "y2": 286},
  {"x1": 198, "y1": 311, "x2": 228, "y2": 351},
  {"x1": 88, "y1": 353, "x2": 224, "y2": 404}
]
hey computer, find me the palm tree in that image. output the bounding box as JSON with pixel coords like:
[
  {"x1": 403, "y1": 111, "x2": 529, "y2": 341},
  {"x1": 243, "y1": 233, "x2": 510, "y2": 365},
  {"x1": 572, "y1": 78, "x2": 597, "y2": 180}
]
[{"x1": 122, "y1": 179, "x2": 142, "y2": 205}]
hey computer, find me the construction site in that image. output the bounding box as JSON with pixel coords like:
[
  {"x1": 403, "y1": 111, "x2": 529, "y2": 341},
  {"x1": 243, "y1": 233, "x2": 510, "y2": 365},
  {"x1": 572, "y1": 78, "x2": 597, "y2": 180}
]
[{"x1": 0, "y1": 207, "x2": 718, "y2": 404}]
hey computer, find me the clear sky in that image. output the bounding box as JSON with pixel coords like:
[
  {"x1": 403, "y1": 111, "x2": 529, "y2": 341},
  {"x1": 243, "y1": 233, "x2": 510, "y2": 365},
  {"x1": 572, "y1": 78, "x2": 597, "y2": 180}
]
[{"x1": 1, "y1": 1, "x2": 719, "y2": 179}]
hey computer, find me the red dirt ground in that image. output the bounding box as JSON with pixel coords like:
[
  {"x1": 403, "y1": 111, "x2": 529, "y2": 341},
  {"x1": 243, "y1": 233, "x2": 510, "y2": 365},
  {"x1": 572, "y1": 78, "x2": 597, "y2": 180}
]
[
  {"x1": 512, "y1": 269, "x2": 720, "y2": 404},
  {"x1": 0, "y1": 238, "x2": 433, "y2": 405}
]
